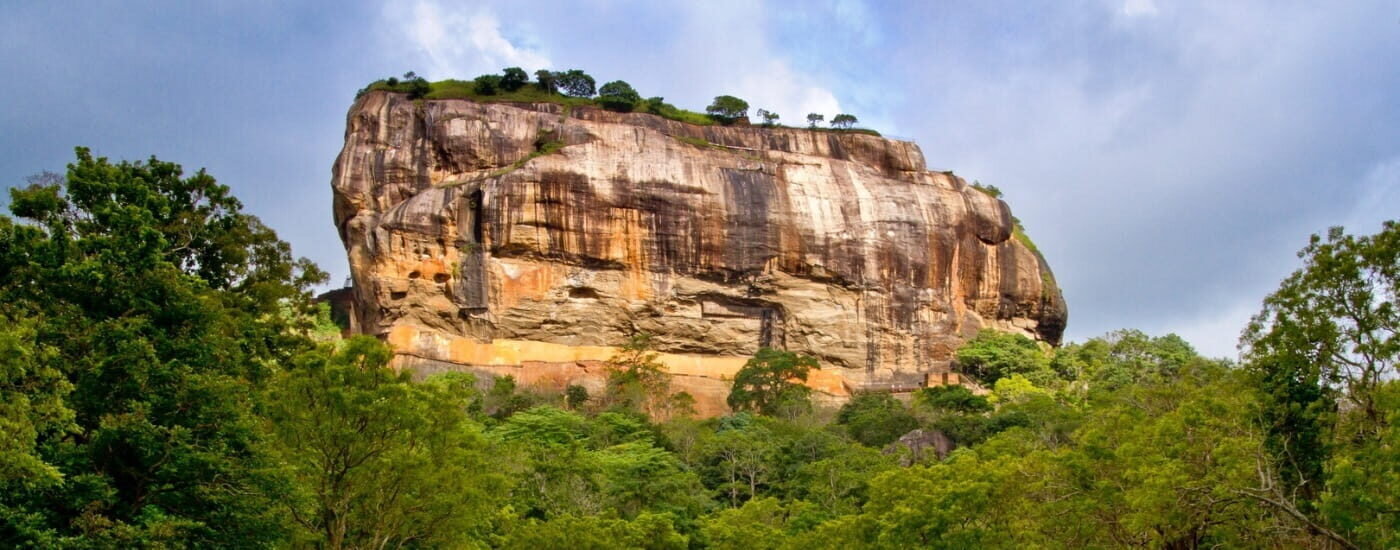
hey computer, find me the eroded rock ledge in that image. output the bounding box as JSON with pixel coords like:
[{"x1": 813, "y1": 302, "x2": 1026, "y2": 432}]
[{"x1": 332, "y1": 91, "x2": 1067, "y2": 416}]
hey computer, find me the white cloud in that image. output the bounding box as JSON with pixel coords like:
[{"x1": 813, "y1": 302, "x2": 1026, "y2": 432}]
[
  {"x1": 732, "y1": 60, "x2": 842, "y2": 124},
  {"x1": 1122, "y1": 0, "x2": 1159, "y2": 17},
  {"x1": 661, "y1": 3, "x2": 844, "y2": 126},
  {"x1": 385, "y1": 0, "x2": 551, "y2": 79}
]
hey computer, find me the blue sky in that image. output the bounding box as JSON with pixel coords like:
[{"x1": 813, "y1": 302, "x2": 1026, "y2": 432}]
[{"x1": 2, "y1": 0, "x2": 1397, "y2": 357}]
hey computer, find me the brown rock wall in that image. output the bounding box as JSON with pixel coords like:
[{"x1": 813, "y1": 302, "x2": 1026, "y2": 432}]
[{"x1": 332, "y1": 91, "x2": 1067, "y2": 414}]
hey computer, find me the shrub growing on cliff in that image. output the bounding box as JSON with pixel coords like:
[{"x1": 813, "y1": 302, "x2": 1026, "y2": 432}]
[
  {"x1": 727, "y1": 348, "x2": 817, "y2": 417},
  {"x1": 970, "y1": 180, "x2": 1003, "y2": 198},
  {"x1": 706, "y1": 95, "x2": 750, "y2": 124},
  {"x1": 830, "y1": 113, "x2": 858, "y2": 129},
  {"x1": 806, "y1": 113, "x2": 824, "y2": 128}
]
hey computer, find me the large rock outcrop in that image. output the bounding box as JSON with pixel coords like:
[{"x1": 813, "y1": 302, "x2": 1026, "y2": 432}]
[{"x1": 332, "y1": 91, "x2": 1067, "y2": 416}]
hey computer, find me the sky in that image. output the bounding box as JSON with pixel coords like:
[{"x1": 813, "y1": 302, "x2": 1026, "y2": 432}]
[{"x1": 1, "y1": 0, "x2": 1396, "y2": 358}]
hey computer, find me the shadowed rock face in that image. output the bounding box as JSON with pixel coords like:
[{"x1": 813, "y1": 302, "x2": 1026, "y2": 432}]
[{"x1": 332, "y1": 91, "x2": 1067, "y2": 416}]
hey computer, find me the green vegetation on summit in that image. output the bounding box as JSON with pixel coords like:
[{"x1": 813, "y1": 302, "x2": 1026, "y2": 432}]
[{"x1": 358, "y1": 69, "x2": 883, "y2": 135}]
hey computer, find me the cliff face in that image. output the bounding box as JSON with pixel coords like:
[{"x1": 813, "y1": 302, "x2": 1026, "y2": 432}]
[{"x1": 332, "y1": 91, "x2": 1066, "y2": 415}]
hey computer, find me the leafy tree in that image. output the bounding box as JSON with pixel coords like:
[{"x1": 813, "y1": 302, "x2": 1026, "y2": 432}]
[
  {"x1": 642, "y1": 96, "x2": 667, "y2": 112},
  {"x1": 789, "y1": 445, "x2": 895, "y2": 515},
  {"x1": 955, "y1": 330, "x2": 1052, "y2": 385},
  {"x1": 501, "y1": 66, "x2": 529, "y2": 91},
  {"x1": 699, "y1": 497, "x2": 793, "y2": 550},
  {"x1": 1052, "y1": 329, "x2": 1200, "y2": 392},
  {"x1": 915, "y1": 385, "x2": 992, "y2": 414},
  {"x1": 1245, "y1": 222, "x2": 1398, "y2": 435},
  {"x1": 605, "y1": 333, "x2": 678, "y2": 418},
  {"x1": 817, "y1": 452, "x2": 1019, "y2": 548},
  {"x1": 494, "y1": 406, "x2": 708, "y2": 520},
  {"x1": 267, "y1": 337, "x2": 506, "y2": 549},
  {"x1": 755, "y1": 109, "x2": 780, "y2": 126},
  {"x1": 557, "y1": 69, "x2": 597, "y2": 97},
  {"x1": 473, "y1": 73, "x2": 503, "y2": 95},
  {"x1": 836, "y1": 393, "x2": 918, "y2": 447},
  {"x1": 498, "y1": 512, "x2": 688, "y2": 550},
  {"x1": 706, "y1": 95, "x2": 750, "y2": 124},
  {"x1": 566, "y1": 384, "x2": 590, "y2": 409},
  {"x1": 485, "y1": 374, "x2": 534, "y2": 419},
  {"x1": 1318, "y1": 380, "x2": 1400, "y2": 548},
  {"x1": 598, "y1": 80, "x2": 642, "y2": 112},
  {"x1": 0, "y1": 319, "x2": 71, "y2": 486},
  {"x1": 0, "y1": 149, "x2": 324, "y2": 546},
  {"x1": 401, "y1": 71, "x2": 430, "y2": 99},
  {"x1": 534, "y1": 69, "x2": 559, "y2": 93},
  {"x1": 727, "y1": 348, "x2": 817, "y2": 417},
  {"x1": 0, "y1": 318, "x2": 73, "y2": 546},
  {"x1": 1239, "y1": 221, "x2": 1398, "y2": 545},
  {"x1": 700, "y1": 421, "x2": 779, "y2": 506},
  {"x1": 597, "y1": 440, "x2": 709, "y2": 518},
  {"x1": 830, "y1": 113, "x2": 858, "y2": 129},
  {"x1": 805, "y1": 113, "x2": 824, "y2": 128}
]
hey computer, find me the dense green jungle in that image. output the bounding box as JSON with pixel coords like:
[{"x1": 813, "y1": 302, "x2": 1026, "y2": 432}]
[{"x1": 1, "y1": 148, "x2": 1396, "y2": 549}]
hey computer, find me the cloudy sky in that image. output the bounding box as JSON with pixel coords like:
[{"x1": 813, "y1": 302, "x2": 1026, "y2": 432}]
[{"x1": 2, "y1": 0, "x2": 1396, "y2": 357}]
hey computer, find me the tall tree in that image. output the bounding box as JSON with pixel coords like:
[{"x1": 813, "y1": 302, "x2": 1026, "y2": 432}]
[
  {"x1": 557, "y1": 69, "x2": 597, "y2": 97},
  {"x1": 1241, "y1": 221, "x2": 1398, "y2": 532},
  {"x1": 267, "y1": 337, "x2": 506, "y2": 549},
  {"x1": 598, "y1": 80, "x2": 642, "y2": 112},
  {"x1": 0, "y1": 149, "x2": 325, "y2": 546},
  {"x1": 830, "y1": 113, "x2": 858, "y2": 129},
  {"x1": 755, "y1": 109, "x2": 780, "y2": 126},
  {"x1": 955, "y1": 330, "x2": 1051, "y2": 385},
  {"x1": 501, "y1": 66, "x2": 529, "y2": 91},
  {"x1": 727, "y1": 348, "x2": 817, "y2": 417},
  {"x1": 534, "y1": 69, "x2": 559, "y2": 93},
  {"x1": 706, "y1": 95, "x2": 750, "y2": 124}
]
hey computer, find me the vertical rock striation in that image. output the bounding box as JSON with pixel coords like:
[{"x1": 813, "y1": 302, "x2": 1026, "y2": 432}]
[{"x1": 332, "y1": 91, "x2": 1067, "y2": 415}]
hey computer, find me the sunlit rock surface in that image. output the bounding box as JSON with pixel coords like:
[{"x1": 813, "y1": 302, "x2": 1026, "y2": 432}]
[{"x1": 332, "y1": 91, "x2": 1067, "y2": 416}]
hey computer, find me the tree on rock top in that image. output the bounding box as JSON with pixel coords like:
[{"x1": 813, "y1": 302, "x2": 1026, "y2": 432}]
[
  {"x1": 707, "y1": 95, "x2": 749, "y2": 124},
  {"x1": 598, "y1": 80, "x2": 642, "y2": 112},
  {"x1": 557, "y1": 69, "x2": 597, "y2": 97},
  {"x1": 500, "y1": 67, "x2": 529, "y2": 91},
  {"x1": 831, "y1": 113, "x2": 858, "y2": 129},
  {"x1": 727, "y1": 348, "x2": 817, "y2": 417},
  {"x1": 756, "y1": 109, "x2": 780, "y2": 126},
  {"x1": 473, "y1": 73, "x2": 503, "y2": 95},
  {"x1": 534, "y1": 69, "x2": 559, "y2": 93}
]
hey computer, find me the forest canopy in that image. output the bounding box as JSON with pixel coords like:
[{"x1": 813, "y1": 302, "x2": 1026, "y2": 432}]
[{"x1": 1, "y1": 150, "x2": 1396, "y2": 548}]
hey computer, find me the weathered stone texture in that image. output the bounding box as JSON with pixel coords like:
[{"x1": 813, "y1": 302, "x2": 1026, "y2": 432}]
[{"x1": 332, "y1": 91, "x2": 1067, "y2": 413}]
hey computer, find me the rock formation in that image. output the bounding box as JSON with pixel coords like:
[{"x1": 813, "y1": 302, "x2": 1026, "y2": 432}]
[{"x1": 331, "y1": 90, "x2": 1067, "y2": 416}]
